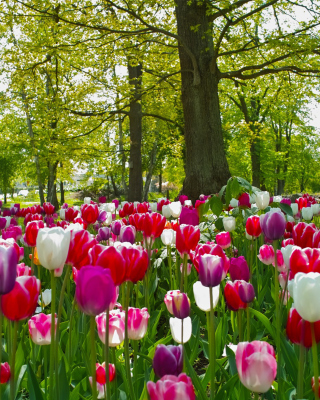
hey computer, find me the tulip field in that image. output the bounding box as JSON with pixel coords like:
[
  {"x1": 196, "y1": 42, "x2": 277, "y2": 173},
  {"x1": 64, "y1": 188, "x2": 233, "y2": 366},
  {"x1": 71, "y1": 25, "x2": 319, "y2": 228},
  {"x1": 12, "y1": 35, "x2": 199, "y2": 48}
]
[{"x1": 1, "y1": 176, "x2": 320, "y2": 400}]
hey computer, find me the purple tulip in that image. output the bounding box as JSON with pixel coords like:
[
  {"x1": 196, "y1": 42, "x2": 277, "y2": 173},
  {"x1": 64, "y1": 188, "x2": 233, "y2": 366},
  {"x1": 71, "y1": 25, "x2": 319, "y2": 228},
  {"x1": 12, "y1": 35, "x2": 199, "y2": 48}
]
[
  {"x1": 96, "y1": 227, "x2": 111, "y2": 242},
  {"x1": 238, "y1": 281, "x2": 255, "y2": 303},
  {"x1": 229, "y1": 257, "x2": 250, "y2": 282},
  {"x1": 111, "y1": 220, "x2": 123, "y2": 236},
  {"x1": 153, "y1": 344, "x2": 183, "y2": 378},
  {"x1": 0, "y1": 245, "x2": 18, "y2": 294},
  {"x1": 2, "y1": 226, "x2": 22, "y2": 241},
  {"x1": 0, "y1": 218, "x2": 6, "y2": 230},
  {"x1": 119, "y1": 225, "x2": 136, "y2": 244},
  {"x1": 179, "y1": 207, "x2": 199, "y2": 226},
  {"x1": 260, "y1": 210, "x2": 286, "y2": 240},
  {"x1": 172, "y1": 292, "x2": 190, "y2": 319},
  {"x1": 2, "y1": 210, "x2": 10, "y2": 218},
  {"x1": 179, "y1": 195, "x2": 189, "y2": 205},
  {"x1": 199, "y1": 254, "x2": 224, "y2": 287},
  {"x1": 99, "y1": 196, "x2": 107, "y2": 204},
  {"x1": 75, "y1": 265, "x2": 116, "y2": 316},
  {"x1": 10, "y1": 206, "x2": 18, "y2": 216},
  {"x1": 61, "y1": 203, "x2": 68, "y2": 209},
  {"x1": 97, "y1": 210, "x2": 107, "y2": 223},
  {"x1": 112, "y1": 199, "x2": 119, "y2": 209},
  {"x1": 10, "y1": 218, "x2": 18, "y2": 226}
]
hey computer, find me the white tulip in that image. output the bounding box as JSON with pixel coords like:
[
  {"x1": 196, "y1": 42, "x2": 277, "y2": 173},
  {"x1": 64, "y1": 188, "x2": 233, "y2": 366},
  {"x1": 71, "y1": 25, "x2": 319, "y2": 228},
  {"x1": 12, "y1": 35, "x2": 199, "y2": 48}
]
[
  {"x1": 302, "y1": 207, "x2": 313, "y2": 221},
  {"x1": 150, "y1": 203, "x2": 157, "y2": 212},
  {"x1": 162, "y1": 205, "x2": 172, "y2": 219},
  {"x1": 291, "y1": 203, "x2": 299, "y2": 215},
  {"x1": 273, "y1": 196, "x2": 282, "y2": 203},
  {"x1": 193, "y1": 281, "x2": 220, "y2": 312},
  {"x1": 65, "y1": 223, "x2": 84, "y2": 232},
  {"x1": 230, "y1": 198, "x2": 239, "y2": 208},
  {"x1": 281, "y1": 245, "x2": 299, "y2": 269},
  {"x1": 312, "y1": 203, "x2": 320, "y2": 216},
  {"x1": 107, "y1": 203, "x2": 116, "y2": 213},
  {"x1": 288, "y1": 272, "x2": 320, "y2": 322},
  {"x1": 105, "y1": 212, "x2": 113, "y2": 226},
  {"x1": 169, "y1": 201, "x2": 182, "y2": 218},
  {"x1": 286, "y1": 215, "x2": 295, "y2": 222},
  {"x1": 161, "y1": 229, "x2": 175, "y2": 246},
  {"x1": 4, "y1": 217, "x2": 11, "y2": 228},
  {"x1": 36, "y1": 227, "x2": 71, "y2": 270},
  {"x1": 60, "y1": 209, "x2": 66, "y2": 220},
  {"x1": 84, "y1": 197, "x2": 91, "y2": 204},
  {"x1": 38, "y1": 289, "x2": 52, "y2": 307},
  {"x1": 184, "y1": 200, "x2": 192, "y2": 206},
  {"x1": 169, "y1": 317, "x2": 192, "y2": 344},
  {"x1": 255, "y1": 191, "x2": 270, "y2": 210},
  {"x1": 223, "y1": 216, "x2": 236, "y2": 232}
]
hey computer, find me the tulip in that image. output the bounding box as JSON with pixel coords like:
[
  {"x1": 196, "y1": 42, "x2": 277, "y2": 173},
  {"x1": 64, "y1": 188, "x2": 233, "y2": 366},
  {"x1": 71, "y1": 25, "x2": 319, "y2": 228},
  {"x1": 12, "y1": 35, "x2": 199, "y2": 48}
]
[
  {"x1": 230, "y1": 198, "x2": 239, "y2": 208},
  {"x1": 191, "y1": 243, "x2": 230, "y2": 278},
  {"x1": 28, "y1": 313, "x2": 57, "y2": 345},
  {"x1": 119, "y1": 225, "x2": 136, "y2": 244},
  {"x1": 89, "y1": 363, "x2": 116, "y2": 399},
  {"x1": 224, "y1": 281, "x2": 247, "y2": 311},
  {"x1": 193, "y1": 281, "x2": 220, "y2": 312},
  {"x1": 229, "y1": 257, "x2": 250, "y2": 282},
  {"x1": 1, "y1": 276, "x2": 40, "y2": 321},
  {"x1": 238, "y1": 193, "x2": 250, "y2": 208},
  {"x1": 260, "y1": 209, "x2": 286, "y2": 240},
  {"x1": 96, "y1": 309, "x2": 125, "y2": 346},
  {"x1": 179, "y1": 262, "x2": 192, "y2": 276},
  {"x1": 76, "y1": 266, "x2": 116, "y2": 316},
  {"x1": 238, "y1": 281, "x2": 255, "y2": 303},
  {"x1": 289, "y1": 247, "x2": 320, "y2": 276},
  {"x1": 179, "y1": 207, "x2": 199, "y2": 226},
  {"x1": 291, "y1": 203, "x2": 299, "y2": 215},
  {"x1": 272, "y1": 250, "x2": 286, "y2": 272},
  {"x1": 0, "y1": 218, "x2": 6, "y2": 230},
  {"x1": 281, "y1": 245, "x2": 298, "y2": 269},
  {"x1": 25, "y1": 220, "x2": 45, "y2": 247},
  {"x1": 81, "y1": 204, "x2": 99, "y2": 225},
  {"x1": 198, "y1": 254, "x2": 224, "y2": 287},
  {"x1": 17, "y1": 263, "x2": 31, "y2": 277},
  {"x1": 223, "y1": 216, "x2": 236, "y2": 232},
  {"x1": 169, "y1": 317, "x2": 192, "y2": 344},
  {"x1": 111, "y1": 220, "x2": 124, "y2": 236},
  {"x1": 0, "y1": 362, "x2": 11, "y2": 383},
  {"x1": 96, "y1": 227, "x2": 111, "y2": 243},
  {"x1": 257, "y1": 245, "x2": 274, "y2": 265},
  {"x1": 172, "y1": 293, "x2": 190, "y2": 319},
  {"x1": 164, "y1": 290, "x2": 181, "y2": 315},
  {"x1": 302, "y1": 207, "x2": 313, "y2": 221},
  {"x1": 288, "y1": 272, "x2": 320, "y2": 322},
  {"x1": 286, "y1": 307, "x2": 320, "y2": 348},
  {"x1": 38, "y1": 289, "x2": 52, "y2": 310},
  {"x1": 66, "y1": 229, "x2": 97, "y2": 271},
  {"x1": 91, "y1": 245, "x2": 126, "y2": 286},
  {"x1": 169, "y1": 202, "x2": 182, "y2": 218},
  {"x1": 141, "y1": 212, "x2": 166, "y2": 241},
  {"x1": 152, "y1": 345, "x2": 183, "y2": 378},
  {"x1": 215, "y1": 231, "x2": 231, "y2": 249},
  {"x1": 65, "y1": 207, "x2": 79, "y2": 222},
  {"x1": 118, "y1": 244, "x2": 149, "y2": 283},
  {"x1": 162, "y1": 204, "x2": 172, "y2": 219},
  {"x1": 84, "y1": 197, "x2": 91, "y2": 204},
  {"x1": 179, "y1": 195, "x2": 188, "y2": 205},
  {"x1": 161, "y1": 229, "x2": 175, "y2": 246},
  {"x1": 147, "y1": 373, "x2": 195, "y2": 400},
  {"x1": 43, "y1": 202, "x2": 55, "y2": 215},
  {"x1": 246, "y1": 216, "x2": 261, "y2": 238},
  {"x1": 127, "y1": 307, "x2": 150, "y2": 340},
  {"x1": 236, "y1": 341, "x2": 277, "y2": 393},
  {"x1": 0, "y1": 244, "x2": 18, "y2": 294},
  {"x1": 312, "y1": 203, "x2": 320, "y2": 216},
  {"x1": 176, "y1": 224, "x2": 200, "y2": 256},
  {"x1": 36, "y1": 227, "x2": 71, "y2": 271},
  {"x1": 292, "y1": 222, "x2": 315, "y2": 248}
]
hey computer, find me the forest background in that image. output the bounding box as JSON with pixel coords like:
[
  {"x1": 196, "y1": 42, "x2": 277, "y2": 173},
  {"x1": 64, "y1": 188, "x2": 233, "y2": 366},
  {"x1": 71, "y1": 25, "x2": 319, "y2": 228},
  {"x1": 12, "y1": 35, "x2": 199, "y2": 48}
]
[{"x1": 1, "y1": 0, "x2": 320, "y2": 207}]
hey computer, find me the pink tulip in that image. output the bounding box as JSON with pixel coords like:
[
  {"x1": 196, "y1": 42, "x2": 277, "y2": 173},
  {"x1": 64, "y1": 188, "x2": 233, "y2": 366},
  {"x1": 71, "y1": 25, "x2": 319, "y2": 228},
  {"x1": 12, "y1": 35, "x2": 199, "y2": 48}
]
[
  {"x1": 257, "y1": 245, "x2": 274, "y2": 265},
  {"x1": 96, "y1": 309, "x2": 125, "y2": 347},
  {"x1": 215, "y1": 231, "x2": 231, "y2": 249},
  {"x1": 28, "y1": 313, "x2": 57, "y2": 345},
  {"x1": 164, "y1": 290, "x2": 181, "y2": 315},
  {"x1": 127, "y1": 307, "x2": 150, "y2": 340},
  {"x1": 147, "y1": 373, "x2": 196, "y2": 400},
  {"x1": 236, "y1": 341, "x2": 277, "y2": 393}
]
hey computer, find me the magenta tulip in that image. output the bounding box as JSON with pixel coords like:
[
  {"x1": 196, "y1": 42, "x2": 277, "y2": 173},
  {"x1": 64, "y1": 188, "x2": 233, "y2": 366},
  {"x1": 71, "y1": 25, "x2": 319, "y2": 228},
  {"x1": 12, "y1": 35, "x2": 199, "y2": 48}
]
[
  {"x1": 198, "y1": 254, "x2": 224, "y2": 287},
  {"x1": 153, "y1": 345, "x2": 183, "y2": 378},
  {"x1": 147, "y1": 373, "x2": 196, "y2": 400},
  {"x1": 127, "y1": 307, "x2": 150, "y2": 340}
]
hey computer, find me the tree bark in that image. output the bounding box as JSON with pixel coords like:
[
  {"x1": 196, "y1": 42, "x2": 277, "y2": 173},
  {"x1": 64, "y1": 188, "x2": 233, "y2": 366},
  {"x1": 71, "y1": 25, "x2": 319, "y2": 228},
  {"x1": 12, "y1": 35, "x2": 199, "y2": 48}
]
[
  {"x1": 60, "y1": 181, "x2": 65, "y2": 204},
  {"x1": 250, "y1": 135, "x2": 261, "y2": 188},
  {"x1": 175, "y1": 0, "x2": 231, "y2": 202},
  {"x1": 47, "y1": 161, "x2": 59, "y2": 209},
  {"x1": 143, "y1": 139, "x2": 158, "y2": 201},
  {"x1": 127, "y1": 63, "x2": 143, "y2": 202},
  {"x1": 110, "y1": 175, "x2": 120, "y2": 197},
  {"x1": 159, "y1": 171, "x2": 162, "y2": 194},
  {"x1": 118, "y1": 116, "x2": 128, "y2": 196}
]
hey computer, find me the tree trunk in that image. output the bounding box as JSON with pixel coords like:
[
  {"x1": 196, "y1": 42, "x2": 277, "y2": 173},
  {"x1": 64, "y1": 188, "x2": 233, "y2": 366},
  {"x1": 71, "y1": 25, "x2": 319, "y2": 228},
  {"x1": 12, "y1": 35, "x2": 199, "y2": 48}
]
[
  {"x1": 118, "y1": 116, "x2": 128, "y2": 196},
  {"x1": 47, "y1": 161, "x2": 59, "y2": 209},
  {"x1": 110, "y1": 175, "x2": 120, "y2": 197},
  {"x1": 127, "y1": 63, "x2": 143, "y2": 202},
  {"x1": 175, "y1": 0, "x2": 230, "y2": 202},
  {"x1": 159, "y1": 172, "x2": 162, "y2": 194},
  {"x1": 4, "y1": 192, "x2": 7, "y2": 205},
  {"x1": 60, "y1": 181, "x2": 65, "y2": 204},
  {"x1": 250, "y1": 137, "x2": 261, "y2": 188},
  {"x1": 143, "y1": 139, "x2": 158, "y2": 201},
  {"x1": 21, "y1": 90, "x2": 45, "y2": 205}
]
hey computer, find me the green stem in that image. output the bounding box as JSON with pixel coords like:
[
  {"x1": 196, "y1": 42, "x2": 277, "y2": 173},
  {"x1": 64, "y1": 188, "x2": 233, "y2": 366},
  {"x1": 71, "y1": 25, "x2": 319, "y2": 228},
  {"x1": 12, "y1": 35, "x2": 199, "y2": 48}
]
[
  {"x1": 112, "y1": 347, "x2": 118, "y2": 400},
  {"x1": 238, "y1": 310, "x2": 243, "y2": 342},
  {"x1": 0, "y1": 296, "x2": 2, "y2": 400},
  {"x1": 175, "y1": 250, "x2": 180, "y2": 288},
  {"x1": 44, "y1": 346, "x2": 48, "y2": 398},
  {"x1": 10, "y1": 321, "x2": 18, "y2": 400},
  {"x1": 49, "y1": 270, "x2": 56, "y2": 400},
  {"x1": 273, "y1": 241, "x2": 281, "y2": 400},
  {"x1": 180, "y1": 254, "x2": 188, "y2": 292},
  {"x1": 254, "y1": 393, "x2": 259, "y2": 400},
  {"x1": 132, "y1": 339, "x2": 138, "y2": 398},
  {"x1": 68, "y1": 298, "x2": 76, "y2": 372},
  {"x1": 105, "y1": 308, "x2": 111, "y2": 400},
  {"x1": 311, "y1": 322, "x2": 319, "y2": 400},
  {"x1": 124, "y1": 282, "x2": 136, "y2": 400},
  {"x1": 167, "y1": 245, "x2": 173, "y2": 289},
  {"x1": 297, "y1": 344, "x2": 305, "y2": 399},
  {"x1": 90, "y1": 316, "x2": 97, "y2": 400},
  {"x1": 246, "y1": 307, "x2": 250, "y2": 342},
  {"x1": 31, "y1": 247, "x2": 34, "y2": 276},
  {"x1": 209, "y1": 287, "x2": 216, "y2": 400}
]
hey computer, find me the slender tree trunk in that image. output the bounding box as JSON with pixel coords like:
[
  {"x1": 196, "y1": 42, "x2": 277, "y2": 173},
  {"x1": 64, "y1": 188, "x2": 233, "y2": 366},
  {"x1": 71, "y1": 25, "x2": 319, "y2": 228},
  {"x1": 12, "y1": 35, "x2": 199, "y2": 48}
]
[
  {"x1": 4, "y1": 192, "x2": 7, "y2": 205},
  {"x1": 60, "y1": 181, "x2": 65, "y2": 204},
  {"x1": 250, "y1": 136, "x2": 261, "y2": 188},
  {"x1": 21, "y1": 90, "x2": 45, "y2": 205},
  {"x1": 159, "y1": 171, "x2": 162, "y2": 194},
  {"x1": 143, "y1": 139, "x2": 158, "y2": 201},
  {"x1": 175, "y1": 0, "x2": 230, "y2": 202},
  {"x1": 47, "y1": 161, "x2": 59, "y2": 209},
  {"x1": 127, "y1": 63, "x2": 143, "y2": 202},
  {"x1": 118, "y1": 116, "x2": 128, "y2": 196},
  {"x1": 110, "y1": 175, "x2": 120, "y2": 197}
]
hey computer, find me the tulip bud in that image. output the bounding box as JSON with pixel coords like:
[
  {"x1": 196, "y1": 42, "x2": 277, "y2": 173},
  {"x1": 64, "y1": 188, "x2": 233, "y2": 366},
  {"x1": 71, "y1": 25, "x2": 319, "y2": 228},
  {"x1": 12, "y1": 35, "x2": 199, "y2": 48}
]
[
  {"x1": 169, "y1": 317, "x2": 192, "y2": 344},
  {"x1": 238, "y1": 281, "x2": 255, "y2": 303},
  {"x1": 246, "y1": 216, "x2": 261, "y2": 238},
  {"x1": 0, "y1": 244, "x2": 18, "y2": 294},
  {"x1": 164, "y1": 290, "x2": 181, "y2": 314},
  {"x1": 147, "y1": 373, "x2": 196, "y2": 400},
  {"x1": 171, "y1": 293, "x2": 190, "y2": 320},
  {"x1": 162, "y1": 204, "x2": 171, "y2": 219},
  {"x1": 161, "y1": 229, "x2": 175, "y2": 246},
  {"x1": 169, "y1": 202, "x2": 182, "y2": 218},
  {"x1": 119, "y1": 225, "x2": 136, "y2": 244},
  {"x1": 127, "y1": 307, "x2": 150, "y2": 340},
  {"x1": 84, "y1": 197, "x2": 91, "y2": 204},
  {"x1": 96, "y1": 309, "x2": 125, "y2": 347},
  {"x1": 255, "y1": 191, "x2": 270, "y2": 210},
  {"x1": 223, "y1": 216, "x2": 236, "y2": 232},
  {"x1": 260, "y1": 209, "x2": 286, "y2": 240},
  {"x1": 28, "y1": 313, "x2": 57, "y2": 345},
  {"x1": 215, "y1": 231, "x2": 231, "y2": 249},
  {"x1": 198, "y1": 254, "x2": 224, "y2": 287},
  {"x1": 193, "y1": 281, "x2": 220, "y2": 312},
  {"x1": 312, "y1": 203, "x2": 320, "y2": 216},
  {"x1": 302, "y1": 207, "x2": 313, "y2": 221},
  {"x1": 258, "y1": 245, "x2": 274, "y2": 265},
  {"x1": 0, "y1": 362, "x2": 11, "y2": 384},
  {"x1": 229, "y1": 257, "x2": 250, "y2": 282},
  {"x1": 229, "y1": 198, "x2": 239, "y2": 208},
  {"x1": 152, "y1": 345, "x2": 183, "y2": 378},
  {"x1": 224, "y1": 281, "x2": 247, "y2": 311},
  {"x1": 291, "y1": 203, "x2": 299, "y2": 215}
]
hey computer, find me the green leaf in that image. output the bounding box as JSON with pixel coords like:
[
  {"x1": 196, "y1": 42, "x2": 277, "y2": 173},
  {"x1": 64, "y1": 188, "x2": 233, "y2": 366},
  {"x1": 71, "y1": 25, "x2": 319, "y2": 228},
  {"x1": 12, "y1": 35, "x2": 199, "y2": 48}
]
[
  {"x1": 184, "y1": 352, "x2": 208, "y2": 400},
  {"x1": 215, "y1": 217, "x2": 224, "y2": 231},
  {"x1": 226, "y1": 345, "x2": 237, "y2": 376},
  {"x1": 249, "y1": 308, "x2": 275, "y2": 339},
  {"x1": 58, "y1": 357, "x2": 70, "y2": 400},
  {"x1": 279, "y1": 202, "x2": 293, "y2": 217},
  {"x1": 215, "y1": 374, "x2": 239, "y2": 400},
  {"x1": 27, "y1": 362, "x2": 44, "y2": 400},
  {"x1": 236, "y1": 177, "x2": 252, "y2": 192},
  {"x1": 209, "y1": 196, "x2": 223, "y2": 217}
]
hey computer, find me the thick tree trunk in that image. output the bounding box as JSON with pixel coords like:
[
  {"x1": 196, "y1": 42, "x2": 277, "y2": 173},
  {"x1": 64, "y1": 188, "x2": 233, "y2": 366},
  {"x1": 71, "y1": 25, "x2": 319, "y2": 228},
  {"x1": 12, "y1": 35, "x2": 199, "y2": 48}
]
[
  {"x1": 127, "y1": 63, "x2": 143, "y2": 202},
  {"x1": 60, "y1": 181, "x2": 65, "y2": 204},
  {"x1": 175, "y1": 0, "x2": 230, "y2": 202},
  {"x1": 47, "y1": 161, "x2": 59, "y2": 209},
  {"x1": 143, "y1": 139, "x2": 158, "y2": 201}
]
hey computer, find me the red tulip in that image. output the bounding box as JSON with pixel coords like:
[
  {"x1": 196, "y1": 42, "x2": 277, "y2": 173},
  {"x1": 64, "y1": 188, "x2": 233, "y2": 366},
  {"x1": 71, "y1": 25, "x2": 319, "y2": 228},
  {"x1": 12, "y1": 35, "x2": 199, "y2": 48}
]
[
  {"x1": 296, "y1": 197, "x2": 308, "y2": 210},
  {"x1": 191, "y1": 243, "x2": 229, "y2": 278},
  {"x1": 289, "y1": 247, "x2": 320, "y2": 277},
  {"x1": 43, "y1": 202, "x2": 55, "y2": 215},
  {"x1": 128, "y1": 214, "x2": 144, "y2": 231},
  {"x1": 0, "y1": 362, "x2": 10, "y2": 383},
  {"x1": 91, "y1": 245, "x2": 126, "y2": 285},
  {"x1": 1, "y1": 276, "x2": 40, "y2": 321},
  {"x1": 141, "y1": 213, "x2": 166, "y2": 241},
  {"x1": 80, "y1": 204, "x2": 99, "y2": 225},
  {"x1": 25, "y1": 220, "x2": 45, "y2": 247},
  {"x1": 118, "y1": 244, "x2": 149, "y2": 283},
  {"x1": 246, "y1": 216, "x2": 261, "y2": 238},
  {"x1": 65, "y1": 207, "x2": 79, "y2": 222},
  {"x1": 286, "y1": 307, "x2": 320, "y2": 348},
  {"x1": 224, "y1": 280, "x2": 247, "y2": 311},
  {"x1": 292, "y1": 222, "x2": 316, "y2": 248},
  {"x1": 215, "y1": 231, "x2": 231, "y2": 249},
  {"x1": 66, "y1": 229, "x2": 98, "y2": 270},
  {"x1": 238, "y1": 192, "x2": 250, "y2": 208},
  {"x1": 176, "y1": 225, "x2": 200, "y2": 256}
]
